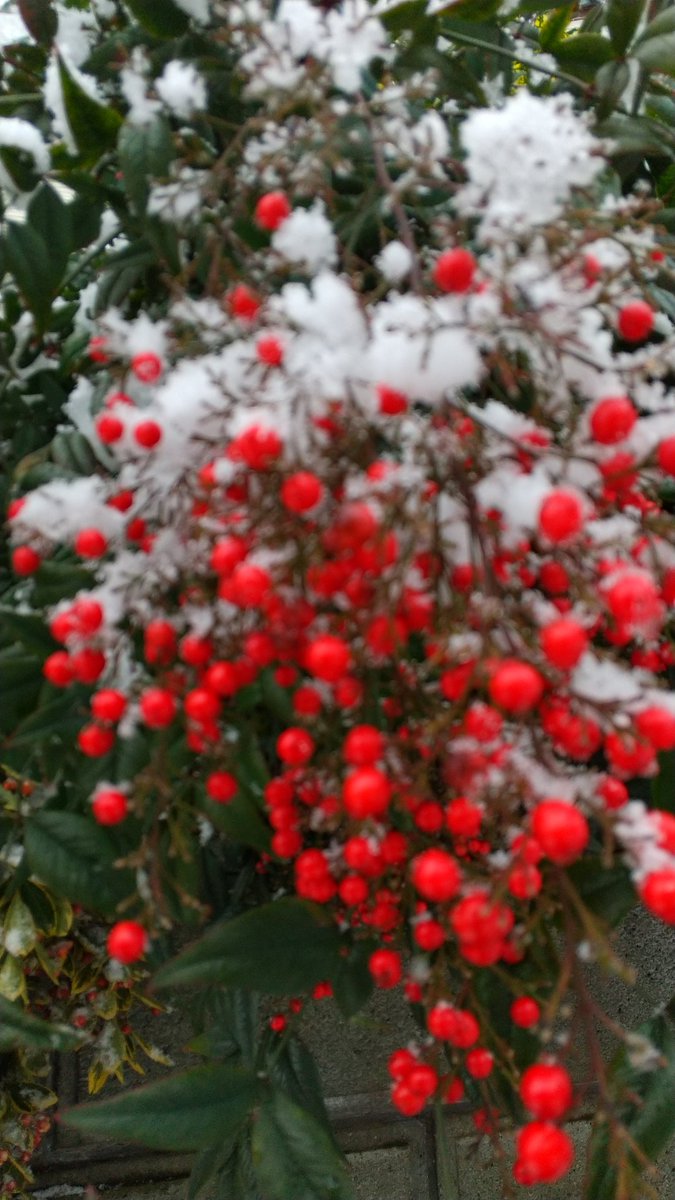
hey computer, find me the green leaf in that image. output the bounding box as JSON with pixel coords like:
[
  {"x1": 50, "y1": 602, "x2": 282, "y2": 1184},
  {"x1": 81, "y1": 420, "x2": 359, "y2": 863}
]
[
  {"x1": 567, "y1": 859, "x2": 636, "y2": 928},
  {"x1": 606, "y1": 0, "x2": 646, "y2": 54},
  {"x1": 3, "y1": 893, "x2": 37, "y2": 958},
  {"x1": 0, "y1": 994, "x2": 81, "y2": 1052},
  {"x1": 0, "y1": 145, "x2": 42, "y2": 193},
  {"x1": 634, "y1": 7, "x2": 675, "y2": 44},
  {"x1": 27, "y1": 185, "x2": 72, "y2": 283},
  {"x1": 30, "y1": 560, "x2": 93, "y2": 607},
  {"x1": 202, "y1": 791, "x2": 271, "y2": 855},
  {"x1": 58, "y1": 54, "x2": 122, "y2": 163},
  {"x1": 0, "y1": 608, "x2": 57, "y2": 655},
  {"x1": 18, "y1": 0, "x2": 57, "y2": 44},
  {"x1": 539, "y1": 4, "x2": 575, "y2": 50},
  {"x1": 652, "y1": 750, "x2": 675, "y2": 813},
  {"x1": 332, "y1": 940, "x2": 375, "y2": 1019},
  {"x1": 635, "y1": 32, "x2": 675, "y2": 77},
  {"x1": 597, "y1": 114, "x2": 674, "y2": 158},
  {"x1": 154, "y1": 898, "x2": 343, "y2": 994},
  {"x1": 595, "y1": 59, "x2": 631, "y2": 120},
  {"x1": 252, "y1": 1090, "x2": 354, "y2": 1200},
  {"x1": 586, "y1": 1016, "x2": 675, "y2": 1200},
  {"x1": 553, "y1": 33, "x2": 615, "y2": 74},
  {"x1": 6, "y1": 693, "x2": 82, "y2": 751},
  {"x1": 5, "y1": 222, "x2": 56, "y2": 331},
  {"x1": 63, "y1": 1063, "x2": 260, "y2": 1151},
  {"x1": 24, "y1": 810, "x2": 135, "y2": 914},
  {"x1": 118, "y1": 118, "x2": 174, "y2": 214},
  {"x1": 124, "y1": 0, "x2": 190, "y2": 38},
  {"x1": 268, "y1": 1035, "x2": 334, "y2": 1136}
]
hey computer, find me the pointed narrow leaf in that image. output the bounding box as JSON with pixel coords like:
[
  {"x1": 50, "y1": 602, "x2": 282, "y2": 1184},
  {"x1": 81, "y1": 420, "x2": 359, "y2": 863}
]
[
  {"x1": 332, "y1": 940, "x2": 375, "y2": 1018},
  {"x1": 58, "y1": 55, "x2": 122, "y2": 162},
  {"x1": 635, "y1": 33, "x2": 675, "y2": 77},
  {"x1": 25, "y1": 811, "x2": 135, "y2": 914},
  {"x1": 125, "y1": 0, "x2": 190, "y2": 38},
  {"x1": 606, "y1": 0, "x2": 646, "y2": 54},
  {"x1": 118, "y1": 118, "x2": 174, "y2": 214},
  {"x1": 18, "y1": 0, "x2": 57, "y2": 44},
  {"x1": 252, "y1": 1090, "x2": 354, "y2": 1200},
  {"x1": 0, "y1": 994, "x2": 81, "y2": 1051},
  {"x1": 63, "y1": 1064, "x2": 260, "y2": 1151},
  {"x1": 154, "y1": 898, "x2": 343, "y2": 994}
]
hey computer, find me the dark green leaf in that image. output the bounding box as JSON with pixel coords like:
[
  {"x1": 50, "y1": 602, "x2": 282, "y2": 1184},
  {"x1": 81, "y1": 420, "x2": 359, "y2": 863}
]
[
  {"x1": 58, "y1": 54, "x2": 122, "y2": 163},
  {"x1": 0, "y1": 994, "x2": 81, "y2": 1052},
  {"x1": 0, "y1": 608, "x2": 56, "y2": 655},
  {"x1": 202, "y1": 790, "x2": 271, "y2": 855},
  {"x1": 568, "y1": 859, "x2": 636, "y2": 928},
  {"x1": 27, "y1": 185, "x2": 72, "y2": 282},
  {"x1": 252, "y1": 1090, "x2": 353, "y2": 1200},
  {"x1": 30, "y1": 560, "x2": 93, "y2": 607},
  {"x1": 125, "y1": 0, "x2": 190, "y2": 37},
  {"x1": 268, "y1": 1035, "x2": 334, "y2": 1135},
  {"x1": 6, "y1": 693, "x2": 82, "y2": 749},
  {"x1": 0, "y1": 145, "x2": 42, "y2": 193},
  {"x1": 634, "y1": 7, "x2": 675, "y2": 44},
  {"x1": 64, "y1": 1063, "x2": 260, "y2": 1151},
  {"x1": 332, "y1": 940, "x2": 375, "y2": 1019},
  {"x1": 652, "y1": 751, "x2": 675, "y2": 813},
  {"x1": 595, "y1": 60, "x2": 631, "y2": 120},
  {"x1": 189, "y1": 1135, "x2": 243, "y2": 1200},
  {"x1": 597, "y1": 114, "x2": 674, "y2": 158},
  {"x1": 118, "y1": 118, "x2": 174, "y2": 214},
  {"x1": 539, "y1": 4, "x2": 575, "y2": 50},
  {"x1": 18, "y1": 0, "x2": 57, "y2": 45},
  {"x1": 635, "y1": 33, "x2": 675, "y2": 77},
  {"x1": 24, "y1": 810, "x2": 135, "y2": 914},
  {"x1": 606, "y1": 0, "x2": 646, "y2": 54},
  {"x1": 553, "y1": 33, "x2": 615, "y2": 74},
  {"x1": 154, "y1": 898, "x2": 343, "y2": 994},
  {"x1": 5, "y1": 222, "x2": 55, "y2": 330}
]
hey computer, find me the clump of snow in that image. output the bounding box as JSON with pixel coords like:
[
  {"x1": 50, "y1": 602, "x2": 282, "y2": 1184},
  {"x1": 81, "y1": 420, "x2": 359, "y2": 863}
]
[
  {"x1": 457, "y1": 91, "x2": 604, "y2": 237},
  {"x1": 44, "y1": 51, "x2": 106, "y2": 154},
  {"x1": 375, "y1": 240, "x2": 413, "y2": 283},
  {"x1": 271, "y1": 203, "x2": 338, "y2": 272},
  {"x1": 156, "y1": 60, "x2": 207, "y2": 119},
  {"x1": 173, "y1": 0, "x2": 210, "y2": 21},
  {"x1": 121, "y1": 49, "x2": 160, "y2": 126},
  {"x1": 0, "y1": 117, "x2": 49, "y2": 185}
]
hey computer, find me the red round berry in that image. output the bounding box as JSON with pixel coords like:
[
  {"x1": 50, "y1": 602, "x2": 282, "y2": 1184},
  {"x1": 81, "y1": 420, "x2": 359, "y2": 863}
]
[
  {"x1": 139, "y1": 687, "x2": 177, "y2": 728},
  {"x1": 531, "y1": 799, "x2": 589, "y2": 865},
  {"x1": 377, "y1": 385, "x2": 408, "y2": 415},
  {"x1": 277, "y1": 727, "x2": 315, "y2": 766},
  {"x1": 134, "y1": 420, "x2": 162, "y2": 449},
  {"x1": 281, "y1": 472, "x2": 324, "y2": 513},
  {"x1": 635, "y1": 706, "x2": 675, "y2": 751},
  {"x1": 92, "y1": 789, "x2": 128, "y2": 825},
  {"x1": 12, "y1": 546, "x2": 41, "y2": 575},
  {"x1": 254, "y1": 191, "x2": 292, "y2": 231},
  {"x1": 107, "y1": 920, "x2": 147, "y2": 963},
  {"x1": 43, "y1": 652, "x2": 74, "y2": 688},
  {"x1": 306, "y1": 635, "x2": 350, "y2": 682},
  {"x1": 538, "y1": 489, "x2": 584, "y2": 543},
  {"x1": 488, "y1": 660, "x2": 544, "y2": 714},
  {"x1": 96, "y1": 413, "x2": 124, "y2": 443},
  {"x1": 74, "y1": 528, "x2": 108, "y2": 558},
  {"x1": 131, "y1": 352, "x2": 163, "y2": 383},
  {"x1": 205, "y1": 771, "x2": 238, "y2": 804},
  {"x1": 520, "y1": 1062, "x2": 573, "y2": 1120},
  {"x1": 411, "y1": 849, "x2": 461, "y2": 902},
  {"x1": 657, "y1": 436, "x2": 675, "y2": 477},
  {"x1": 368, "y1": 948, "x2": 402, "y2": 988},
  {"x1": 77, "y1": 724, "x2": 115, "y2": 757},
  {"x1": 343, "y1": 767, "x2": 392, "y2": 819},
  {"x1": 427, "y1": 1004, "x2": 479, "y2": 1048},
  {"x1": 539, "y1": 618, "x2": 588, "y2": 670},
  {"x1": 343, "y1": 725, "x2": 384, "y2": 766},
  {"x1": 640, "y1": 869, "x2": 675, "y2": 924},
  {"x1": 514, "y1": 1122, "x2": 574, "y2": 1186},
  {"x1": 590, "y1": 396, "x2": 637, "y2": 444},
  {"x1": 91, "y1": 689, "x2": 127, "y2": 723},
  {"x1": 617, "y1": 300, "x2": 654, "y2": 342},
  {"x1": 256, "y1": 335, "x2": 284, "y2": 366},
  {"x1": 466, "y1": 1048, "x2": 494, "y2": 1079},
  {"x1": 511, "y1": 996, "x2": 540, "y2": 1028},
  {"x1": 228, "y1": 284, "x2": 261, "y2": 321},
  {"x1": 433, "y1": 248, "x2": 476, "y2": 293}
]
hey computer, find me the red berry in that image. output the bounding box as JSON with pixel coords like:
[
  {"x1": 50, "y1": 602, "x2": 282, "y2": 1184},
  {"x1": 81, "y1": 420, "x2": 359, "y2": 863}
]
[
  {"x1": 488, "y1": 660, "x2": 544, "y2": 714},
  {"x1": 131, "y1": 352, "x2": 163, "y2": 383},
  {"x1": 228, "y1": 284, "x2": 261, "y2": 320},
  {"x1": 539, "y1": 618, "x2": 588, "y2": 670},
  {"x1": 71, "y1": 648, "x2": 106, "y2": 684},
  {"x1": 538, "y1": 489, "x2": 584, "y2": 543},
  {"x1": 206, "y1": 771, "x2": 238, "y2": 803},
  {"x1": 281, "y1": 472, "x2": 324, "y2": 513},
  {"x1": 77, "y1": 724, "x2": 115, "y2": 757},
  {"x1": 466, "y1": 1048, "x2": 494, "y2": 1079},
  {"x1": 96, "y1": 413, "x2": 124, "y2": 443},
  {"x1": 520, "y1": 1062, "x2": 573, "y2": 1120},
  {"x1": 388, "y1": 1048, "x2": 418, "y2": 1080},
  {"x1": 657, "y1": 436, "x2": 675, "y2": 477},
  {"x1": 617, "y1": 300, "x2": 654, "y2": 342},
  {"x1": 433, "y1": 248, "x2": 476, "y2": 293},
  {"x1": 277, "y1": 727, "x2": 315, "y2": 766},
  {"x1": 343, "y1": 767, "x2": 392, "y2": 819},
  {"x1": 514, "y1": 1122, "x2": 574, "y2": 1186},
  {"x1": 446, "y1": 796, "x2": 483, "y2": 838},
  {"x1": 255, "y1": 191, "x2": 292, "y2": 231},
  {"x1": 531, "y1": 800, "x2": 589, "y2": 865},
  {"x1": 368, "y1": 948, "x2": 402, "y2": 988},
  {"x1": 635, "y1": 706, "x2": 675, "y2": 751},
  {"x1": 74, "y1": 528, "x2": 108, "y2": 558},
  {"x1": 640, "y1": 869, "x2": 675, "y2": 923},
  {"x1": 306, "y1": 635, "x2": 350, "y2": 682},
  {"x1": 604, "y1": 569, "x2": 662, "y2": 633},
  {"x1": 92, "y1": 789, "x2": 128, "y2": 825},
  {"x1": 91, "y1": 689, "x2": 127, "y2": 723},
  {"x1": 411, "y1": 848, "x2": 461, "y2": 902},
  {"x1": 590, "y1": 396, "x2": 637, "y2": 444},
  {"x1": 597, "y1": 776, "x2": 628, "y2": 810},
  {"x1": 377, "y1": 384, "x2": 408, "y2": 415},
  {"x1": 427, "y1": 1004, "x2": 479, "y2": 1048},
  {"x1": 343, "y1": 725, "x2": 384, "y2": 766},
  {"x1": 107, "y1": 920, "x2": 147, "y2": 963},
  {"x1": 256, "y1": 335, "x2": 284, "y2": 366},
  {"x1": 391, "y1": 1082, "x2": 426, "y2": 1116},
  {"x1": 12, "y1": 546, "x2": 41, "y2": 575},
  {"x1": 134, "y1": 420, "x2": 162, "y2": 449},
  {"x1": 43, "y1": 652, "x2": 74, "y2": 688},
  {"x1": 139, "y1": 687, "x2": 177, "y2": 728},
  {"x1": 511, "y1": 996, "x2": 540, "y2": 1028}
]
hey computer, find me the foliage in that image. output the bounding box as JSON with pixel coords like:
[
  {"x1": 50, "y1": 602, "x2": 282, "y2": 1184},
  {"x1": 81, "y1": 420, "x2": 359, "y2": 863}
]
[{"x1": 0, "y1": 2, "x2": 674, "y2": 1199}]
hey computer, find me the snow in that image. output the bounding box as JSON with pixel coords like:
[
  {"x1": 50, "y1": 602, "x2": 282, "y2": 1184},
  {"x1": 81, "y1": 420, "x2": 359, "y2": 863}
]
[
  {"x1": 173, "y1": 0, "x2": 210, "y2": 21},
  {"x1": 457, "y1": 91, "x2": 604, "y2": 237},
  {"x1": 375, "y1": 240, "x2": 413, "y2": 283},
  {"x1": 0, "y1": 116, "x2": 49, "y2": 179},
  {"x1": 156, "y1": 60, "x2": 207, "y2": 119},
  {"x1": 271, "y1": 203, "x2": 338, "y2": 273}
]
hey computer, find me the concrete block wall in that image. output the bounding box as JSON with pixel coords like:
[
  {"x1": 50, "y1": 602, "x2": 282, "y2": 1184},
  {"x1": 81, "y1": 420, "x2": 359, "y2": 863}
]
[{"x1": 34, "y1": 910, "x2": 675, "y2": 1200}]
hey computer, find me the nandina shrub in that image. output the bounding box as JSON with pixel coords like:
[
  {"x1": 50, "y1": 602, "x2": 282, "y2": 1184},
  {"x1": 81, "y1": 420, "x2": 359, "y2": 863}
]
[{"x1": 1, "y1": 1, "x2": 675, "y2": 1198}]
